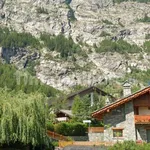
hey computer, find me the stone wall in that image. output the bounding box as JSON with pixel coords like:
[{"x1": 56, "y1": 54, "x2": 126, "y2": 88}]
[
  {"x1": 103, "y1": 101, "x2": 136, "y2": 142},
  {"x1": 88, "y1": 133, "x2": 104, "y2": 142}
]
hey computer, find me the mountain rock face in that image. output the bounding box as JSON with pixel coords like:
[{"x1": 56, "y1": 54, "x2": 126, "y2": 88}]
[
  {"x1": 1, "y1": 0, "x2": 150, "y2": 90},
  {"x1": 1, "y1": 0, "x2": 150, "y2": 45},
  {"x1": 36, "y1": 52, "x2": 150, "y2": 90}
]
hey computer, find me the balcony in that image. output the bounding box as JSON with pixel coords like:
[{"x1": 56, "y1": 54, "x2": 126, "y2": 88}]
[{"x1": 135, "y1": 115, "x2": 150, "y2": 124}]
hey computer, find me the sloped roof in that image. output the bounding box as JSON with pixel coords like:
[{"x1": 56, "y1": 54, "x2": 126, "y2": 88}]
[
  {"x1": 67, "y1": 86, "x2": 116, "y2": 101},
  {"x1": 59, "y1": 109, "x2": 73, "y2": 117},
  {"x1": 92, "y1": 86, "x2": 150, "y2": 120}
]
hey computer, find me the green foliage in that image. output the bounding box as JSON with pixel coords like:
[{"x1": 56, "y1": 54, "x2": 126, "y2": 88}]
[
  {"x1": 72, "y1": 95, "x2": 91, "y2": 122},
  {"x1": 143, "y1": 41, "x2": 150, "y2": 52},
  {"x1": 46, "y1": 122, "x2": 54, "y2": 131},
  {"x1": 54, "y1": 122, "x2": 87, "y2": 136},
  {"x1": 72, "y1": 94, "x2": 105, "y2": 122},
  {"x1": 100, "y1": 31, "x2": 111, "y2": 37},
  {"x1": 40, "y1": 34, "x2": 81, "y2": 58},
  {"x1": 98, "y1": 80, "x2": 123, "y2": 99},
  {"x1": 0, "y1": 63, "x2": 58, "y2": 97},
  {"x1": 138, "y1": 14, "x2": 150, "y2": 22},
  {"x1": 109, "y1": 141, "x2": 150, "y2": 150},
  {"x1": 36, "y1": 7, "x2": 48, "y2": 14},
  {"x1": 0, "y1": 88, "x2": 49, "y2": 147},
  {"x1": 114, "y1": 0, "x2": 150, "y2": 3},
  {"x1": 102, "y1": 19, "x2": 113, "y2": 25},
  {"x1": 145, "y1": 34, "x2": 150, "y2": 39},
  {"x1": 0, "y1": 27, "x2": 40, "y2": 49},
  {"x1": 26, "y1": 60, "x2": 40, "y2": 76},
  {"x1": 124, "y1": 68, "x2": 150, "y2": 86},
  {"x1": 96, "y1": 39, "x2": 142, "y2": 54}
]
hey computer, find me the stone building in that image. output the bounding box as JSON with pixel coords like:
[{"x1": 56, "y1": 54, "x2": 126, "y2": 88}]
[{"x1": 92, "y1": 85, "x2": 150, "y2": 143}]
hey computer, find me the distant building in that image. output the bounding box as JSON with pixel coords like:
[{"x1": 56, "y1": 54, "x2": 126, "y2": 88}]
[
  {"x1": 67, "y1": 86, "x2": 116, "y2": 109},
  {"x1": 56, "y1": 109, "x2": 73, "y2": 122}
]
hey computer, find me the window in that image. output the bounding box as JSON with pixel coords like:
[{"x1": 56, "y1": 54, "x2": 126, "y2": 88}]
[{"x1": 113, "y1": 128, "x2": 123, "y2": 137}]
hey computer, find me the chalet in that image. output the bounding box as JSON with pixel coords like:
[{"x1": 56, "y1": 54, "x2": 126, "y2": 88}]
[
  {"x1": 56, "y1": 109, "x2": 73, "y2": 122},
  {"x1": 92, "y1": 84, "x2": 150, "y2": 143},
  {"x1": 67, "y1": 86, "x2": 116, "y2": 109}
]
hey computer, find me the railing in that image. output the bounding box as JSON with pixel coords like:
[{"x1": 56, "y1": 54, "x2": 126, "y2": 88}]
[
  {"x1": 47, "y1": 130, "x2": 69, "y2": 141},
  {"x1": 88, "y1": 127, "x2": 104, "y2": 133},
  {"x1": 135, "y1": 115, "x2": 150, "y2": 124}
]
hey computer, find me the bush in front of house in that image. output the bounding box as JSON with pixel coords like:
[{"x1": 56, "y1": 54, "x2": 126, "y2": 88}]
[
  {"x1": 47, "y1": 122, "x2": 54, "y2": 131},
  {"x1": 109, "y1": 141, "x2": 150, "y2": 150},
  {"x1": 54, "y1": 122, "x2": 87, "y2": 136}
]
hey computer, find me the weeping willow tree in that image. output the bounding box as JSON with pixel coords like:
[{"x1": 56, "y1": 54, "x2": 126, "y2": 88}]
[{"x1": 0, "y1": 88, "x2": 50, "y2": 147}]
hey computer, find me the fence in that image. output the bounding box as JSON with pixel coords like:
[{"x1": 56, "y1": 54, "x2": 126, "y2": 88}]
[
  {"x1": 47, "y1": 130, "x2": 69, "y2": 141},
  {"x1": 59, "y1": 141, "x2": 114, "y2": 148}
]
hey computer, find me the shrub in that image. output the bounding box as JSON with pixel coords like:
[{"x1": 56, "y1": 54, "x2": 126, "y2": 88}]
[
  {"x1": 40, "y1": 34, "x2": 81, "y2": 58},
  {"x1": 100, "y1": 31, "x2": 111, "y2": 37},
  {"x1": 114, "y1": 0, "x2": 150, "y2": 3},
  {"x1": 0, "y1": 63, "x2": 58, "y2": 97},
  {"x1": 145, "y1": 34, "x2": 150, "y2": 39},
  {"x1": 0, "y1": 27, "x2": 40, "y2": 49},
  {"x1": 36, "y1": 7, "x2": 48, "y2": 14},
  {"x1": 47, "y1": 122, "x2": 54, "y2": 131},
  {"x1": 96, "y1": 39, "x2": 142, "y2": 54},
  {"x1": 143, "y1": 41, "x2": 150, "y2": 52},
  {"x1": 54, "y1": 122, "x2": 71, "y2": 136},
  {"x1": 138, "y1": 14, "x2": 150, "y2": 22},
  {"x1": 109, "y1": 141, "x2": 150, "y2": 150},
  {"x1": 102, "y1": 19, "x2": 113, "y2": 25},
  {"x1": 54, "y1": 122, "x2": 87, "y2": 136}
]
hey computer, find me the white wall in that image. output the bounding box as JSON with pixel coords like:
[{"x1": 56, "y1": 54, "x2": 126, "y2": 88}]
[{"x1": 139, "y1": 107, "x2": 150, "y2": 115}]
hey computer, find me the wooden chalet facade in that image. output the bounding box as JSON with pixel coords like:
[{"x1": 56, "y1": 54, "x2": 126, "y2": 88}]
[{"x1": 92, "y1": 86, "x2": 150, "y2": 143}]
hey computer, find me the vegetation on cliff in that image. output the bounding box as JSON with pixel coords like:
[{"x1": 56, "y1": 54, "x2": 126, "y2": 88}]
[{"x1": 0, "y1": 63, "x2": 58, "y2": 97}]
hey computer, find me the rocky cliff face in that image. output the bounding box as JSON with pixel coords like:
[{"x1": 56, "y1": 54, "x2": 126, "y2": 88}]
[
  {"x1": 1, "y1": 0, "x2": 150, "y2": 90},
  {"x1": 1, "y1": 0, "x2": 150, "y2": 45}
]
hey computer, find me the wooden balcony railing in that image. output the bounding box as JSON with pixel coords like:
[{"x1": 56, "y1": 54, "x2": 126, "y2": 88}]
[
  {"x1": 88, "y1": 127, "x2": 104, "y2": 133},
  {"x1": 135, "y1": 115, "x2": 150, "y2": 124},
  {"x1": 47, "y1": 130, "x2": 69, "y2": 141}
]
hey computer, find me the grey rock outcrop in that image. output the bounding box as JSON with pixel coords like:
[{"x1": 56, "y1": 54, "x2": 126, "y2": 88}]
[
  {"x1": 0, "y1": 1, "x2": 150, "y2": 90},
  {"x1": 0, "y1": 47, "x2": 40, "y2": 69}
]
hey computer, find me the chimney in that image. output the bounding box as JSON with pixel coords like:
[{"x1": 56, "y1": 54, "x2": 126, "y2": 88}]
[{"x1": 123, "y1": 81, "x2": 131, "y2": 97}]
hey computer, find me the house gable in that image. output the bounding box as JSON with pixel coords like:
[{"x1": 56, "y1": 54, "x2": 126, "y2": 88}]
[{"x1": 92, "y1": 86, "x2": 150, "y2": 120}]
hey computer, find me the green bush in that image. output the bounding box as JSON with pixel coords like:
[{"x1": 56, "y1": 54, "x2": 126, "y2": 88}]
[
  {"x1": 54, "y1": 122, "x2": 87, "y2": 136},
  {"x1": 0, "y1": 63, "x2": 58, "y2": 97},
  {"x1": 145, "y1": 34, "x2": 150, "y2": 39},
  {"x1": 138, "y1": 14, "x2": 150, "y2": 22},
  {"x1": 47, "y1": 122, "x2": 54, "y2": 131},
  {"x1": 100, "y1": 31, "x2": 111, "y2": 37},
  {"x1": 96, "y1": 39, "x2": 142, "y2": 54},
  {"x1": 102, "y1": 19, "x2": 113, "y2": 25},
  {"x1": 114, "y1": 0, "x2": 150, "y2": 3},
  {"x1": 109, "y1": 141, "x2": 150, "y2": 150},
  {"x1": 0, "y1": 27, "x2": 40, "y2": 49},
  {"x1": 40, "y1": 34, "x2": 81, "y2": 58},
  {"x1": 36, "y1": 7, "x2": 48, "y2": 14},
  {"x1": 143, "y1": 41, "x2": 150, "y2": 52}
]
